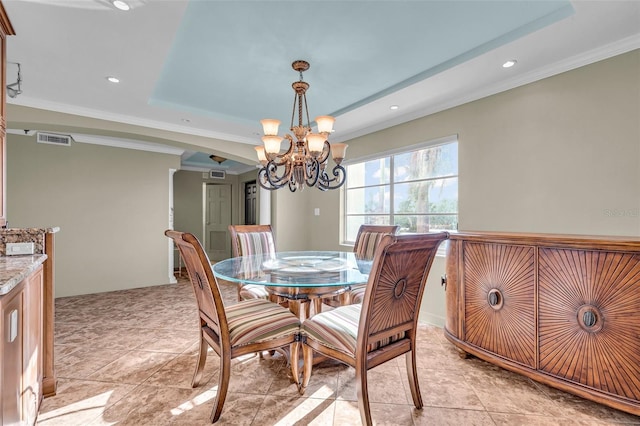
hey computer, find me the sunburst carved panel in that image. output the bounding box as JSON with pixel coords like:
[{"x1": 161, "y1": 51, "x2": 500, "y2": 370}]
[
  {"x1": 539, "y1": 248, "x2": 640, "y2": 400},
  {"x1": 463, "y1": 242, "x2": 535, "y2": 367},
  {"x1": 368, "y1": 250, "x2": 425, "y2": 335}
]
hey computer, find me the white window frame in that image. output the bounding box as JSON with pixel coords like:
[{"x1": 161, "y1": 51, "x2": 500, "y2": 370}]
[{"x1": 341, "y1": 135, "x2": 458, "y2": 247}]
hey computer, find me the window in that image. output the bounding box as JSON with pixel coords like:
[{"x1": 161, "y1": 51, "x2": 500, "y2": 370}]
[{"x1": 343, "y1": 138, "x2": 458, "y2": 243}]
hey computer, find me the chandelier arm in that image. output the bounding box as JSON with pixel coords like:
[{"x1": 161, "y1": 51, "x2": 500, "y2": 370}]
[
  {"x1": 271, "y1": 159, "x2": 294, "y2": 187},
  {"x1": 304, "y1": 158, "x2": 320, "y2": 188},
  {"x1": 282, "y1": 135, "x2": 295, "y2": 157},
  {"x1": 257, "y1": 167, "x2": 277, "y2": 191},
  {"x1": 318, "y1": 164, "x2": 347, "y2": 191},
  {"x1": 258, "y1": 158, "x2": 294, "y2": 190}
]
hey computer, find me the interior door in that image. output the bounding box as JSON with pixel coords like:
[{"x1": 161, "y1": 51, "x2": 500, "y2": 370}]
[
  {"x1": 204, "y1": 183, "x2": 231, "y2": 261},
  {"x1": 244, "y1": 181, "x2": 257, "y2": 225}
]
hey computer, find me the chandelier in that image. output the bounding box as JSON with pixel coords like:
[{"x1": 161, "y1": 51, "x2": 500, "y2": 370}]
[{"x1": 255, "y1": 60, "x2": 347, "y2": 192}]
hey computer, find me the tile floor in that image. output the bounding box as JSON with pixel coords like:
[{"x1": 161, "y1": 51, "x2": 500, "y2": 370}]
[{"x1": 38, "y1": 276, "x2": 639, "y2": 425}]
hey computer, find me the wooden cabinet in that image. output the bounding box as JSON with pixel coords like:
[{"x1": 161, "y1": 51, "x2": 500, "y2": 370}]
[
  {"x1": 445, "y1": 231, "x2": 640, "y2": 416},
  {"x1": 0, "y1": 2, "x2": 15, "y2": 227},
  {"x1": 0, "y1": 265, "x2": 43, "y2": 426},
  {"x1": 1, "y1": 282, "x2": 22, "y2": 425}
]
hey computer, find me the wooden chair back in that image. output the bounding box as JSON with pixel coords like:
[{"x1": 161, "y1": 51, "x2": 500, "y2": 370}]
[
  {"x1": 357, "y1": 232, "x2": 448, "y2": 367},
  {"x1": 353, "y1": 225, "x2": 400, "y2": 260},
  {"x1": 165, "y1": 230, "x2": 230, "y2": 352}
]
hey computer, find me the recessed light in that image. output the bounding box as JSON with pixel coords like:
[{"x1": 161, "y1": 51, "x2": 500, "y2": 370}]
[
  {"x1": 106, "y1": 76, "x2": 120, "y2": 83},
  {"x1": 502, "y1": 60, "x2": 517, "y2": 68},
  {"x1": 390, "y1": 105, "x2": 399, "y2": 110},
  {"x1": 112, "y1": 1, "x2": 130, "y2": 11}
]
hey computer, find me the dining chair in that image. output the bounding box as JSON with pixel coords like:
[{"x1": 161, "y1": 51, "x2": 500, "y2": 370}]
[
  {"x1": 299, "y1": 231, "x2": 449, "y2": 426},
  {"x1": 324, "y1": 224, "x2": 400, "y2": 307},
  {"x1": 165, "y1": 230, "x2": 301, "y2": 423},
  {"x1": 349, "y1": 224, "x2": 400, "y2": 304},
  {"x1": 228, "y1": 224, "x2": 276, "y2": 301},
  {"x1": 230, "y1": 224, "x2": 323, "y2": 317}
]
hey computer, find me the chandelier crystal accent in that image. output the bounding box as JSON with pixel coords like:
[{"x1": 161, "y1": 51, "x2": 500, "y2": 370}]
[{"x1": 256, "y1": 60, "x2": 347, "y2": 192}]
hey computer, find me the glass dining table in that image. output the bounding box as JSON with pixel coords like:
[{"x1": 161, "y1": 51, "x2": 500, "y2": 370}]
[{"x1": 212, "y1": 251, "x2": 371, "y2": 318}]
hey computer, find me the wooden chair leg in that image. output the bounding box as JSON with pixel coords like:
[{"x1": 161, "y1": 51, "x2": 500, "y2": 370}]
[
  {"x1": 304, "y1": 301, "x2": 311, "y2": 320},
  {"x1": 289, "y1": 342, "x2": 300, "y2": 387},
  {"x1": 339, "y1": 291, "x2": 351, "y2": 305},
  {"x1": 356, "y1": 369, "x2": 373, "y2": 426},
  {"x1": 313, "y1": 297, "x2": 323, "y2": 315},
  {"x1": 405, "y1": 350, "x2": 423, "y2": 408},
  {"x1": 192, "y1": 328, "x2": 208, "y2": 387},
  {"x1": 210, "y1": 352, "x2": 231, "y2": 423},
  {"x1": 300, "y1": 344, "x2": 314, "y2": 395}
]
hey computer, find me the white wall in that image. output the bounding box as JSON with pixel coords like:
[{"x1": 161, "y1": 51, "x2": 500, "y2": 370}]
[
  {"x1": 274, "y1": 50, "x2": 640, "y2": 326},
  {"x1": 7, "y1": 135, "x2": 180, "y2": 297}
]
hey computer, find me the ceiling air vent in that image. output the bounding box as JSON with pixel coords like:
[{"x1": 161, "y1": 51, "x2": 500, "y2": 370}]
[
  {"x1": 209, "y1": 170, "x2": 226, "y2": 179},
  {"x1": 36, "y1": 132, "x2": 72, "y2": 146}
]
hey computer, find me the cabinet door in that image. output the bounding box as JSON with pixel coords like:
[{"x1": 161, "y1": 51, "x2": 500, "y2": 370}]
[
  {"x1": 463, "y1": 242, "x2": 536, "y2": 368},
  {"x1": 1, "y1": 287, "x2": 24, "y2": 425},
  {"x1": 23, "y1": 267, "x2": 43, "y2": 424},
  {"x1": 539, "y1": 248, "x2": 640, "y2": 400}
]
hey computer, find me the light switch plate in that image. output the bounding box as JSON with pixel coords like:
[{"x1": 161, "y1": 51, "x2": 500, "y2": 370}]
[{"x1": 6, "y1": 242, "x2": 35, "y2": 255}]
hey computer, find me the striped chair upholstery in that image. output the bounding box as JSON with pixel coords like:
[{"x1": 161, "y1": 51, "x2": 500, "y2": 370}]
[
  {"x1": 347, "y1": 225, "x2": 399, "y2": 305},
  {"x1": 354, "y1": 225, "x2": 400, "y2": 261},
  {"x1": 226, "y1": 298, "x2": 301, "y2": 347},
  {"x1": 228, "y1": 225, "x2": 276, "y2": 301},
  {"x1": 302, "y1": 304, "x2": 405, "y2": 356},
  {"x1": 300, "y1": 232, "x2": 449, "y2": 426},
  {"x1": 355, "y1": 231, "x2": 390, "y2": 260},
  {"x1": 235, "y1": 232, "x2": 275, "y2": 257},
  {"x1": 165, "y1": 230, "x2": 300, "y2": 423}
]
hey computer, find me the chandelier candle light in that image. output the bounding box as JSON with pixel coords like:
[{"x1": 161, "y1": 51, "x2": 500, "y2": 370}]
[{"x1": 256, "y1": 60, "x2": 348, "y2": 191}]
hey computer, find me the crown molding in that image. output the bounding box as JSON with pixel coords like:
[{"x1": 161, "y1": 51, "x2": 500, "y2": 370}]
[
  {"x1": 72, "y1": 133, "x2": 185, "y2": 155},
  {"x1": 6, "y1": 96, "x2": 258, "y2": 145},
  {"x1": 337, "y1": 35, "x2": 640, "y2": 143},
  {"x1": 179, "y1": 165, "x2": 248, "y2": 175},
  {"x1": 7, "y1": 128, "x2": 184, "y2": 155}
]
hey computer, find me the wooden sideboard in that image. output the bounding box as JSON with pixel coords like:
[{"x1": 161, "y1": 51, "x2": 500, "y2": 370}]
[{"x1": 445, "y1": 231, "x2": 640, "y2": 416}]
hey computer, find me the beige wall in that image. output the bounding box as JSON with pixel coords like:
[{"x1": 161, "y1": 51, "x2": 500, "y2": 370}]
[
  {"x1": 273, "y1": 50, "x2": 640, "y2": 326},
  {"x1": 7, "y1": 134, "x2": 180, "y2": 297}
]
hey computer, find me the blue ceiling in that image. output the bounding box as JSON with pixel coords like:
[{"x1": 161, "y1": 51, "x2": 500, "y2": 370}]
[{"x1": 150, "y1": 0, "x2": 573, "y2": 128}]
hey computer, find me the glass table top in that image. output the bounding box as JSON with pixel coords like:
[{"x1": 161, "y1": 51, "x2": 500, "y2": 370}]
[{"x1": 212, "y1": 251, "x2": 371, "y2": 288}]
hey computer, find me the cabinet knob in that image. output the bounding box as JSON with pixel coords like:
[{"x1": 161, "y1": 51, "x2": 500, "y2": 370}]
[
  {"x1": 583, "y1": 310, "x2": 597, "y2": 327},
  {"x1": 577, "y1": 305, "x2": 603, "y2": 332},
  {"x1": 487, "y1": 289, "x2": 504, "y2": 310}
]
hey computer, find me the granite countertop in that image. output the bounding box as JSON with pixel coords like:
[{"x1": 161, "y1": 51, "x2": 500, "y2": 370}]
[
  {"x1": 0, "y1": 254, "x2": 48, "y2": 295},
  {"x1": 0, "y1": 227, "x2": 60, "y2": 234}
]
